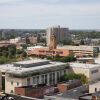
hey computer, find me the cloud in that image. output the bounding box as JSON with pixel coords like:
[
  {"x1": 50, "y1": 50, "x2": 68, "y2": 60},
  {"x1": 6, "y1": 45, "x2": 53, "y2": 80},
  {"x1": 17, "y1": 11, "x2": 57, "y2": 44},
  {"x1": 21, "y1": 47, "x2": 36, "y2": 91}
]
[
  {"x1": 0, "y1": 3, "x2": 100, "y2": 18},
  {"x1": 0, "y1": 0, "x2": 100, "y2": 29}
]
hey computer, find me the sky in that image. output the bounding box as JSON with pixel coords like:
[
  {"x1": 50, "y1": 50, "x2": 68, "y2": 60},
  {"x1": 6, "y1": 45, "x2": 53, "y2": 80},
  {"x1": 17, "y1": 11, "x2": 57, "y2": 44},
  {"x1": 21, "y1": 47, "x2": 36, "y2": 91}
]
[{"x1": 0, "y1": 0, "x2": 100, "y2": 29}]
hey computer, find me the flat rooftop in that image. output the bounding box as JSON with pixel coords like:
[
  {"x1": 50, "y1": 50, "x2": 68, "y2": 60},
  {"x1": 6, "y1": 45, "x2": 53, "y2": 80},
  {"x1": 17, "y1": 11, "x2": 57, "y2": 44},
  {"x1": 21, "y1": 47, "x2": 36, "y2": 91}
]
[
  {"x1": 90, "y1": 81, "x2": 100, "y2": 86},
  {"x1": 57, "y1": 85, "x2": 88, "y2": 99},
  {"x1": 45, "y1": 85, "x2": 88, "y2": 100},
  {"x1": 57, "y1": 45, "x2": 98, "y2": 51},
  {"x1": 0, "y1": 94, "x2": 42, "y2": 100},
  {"x1": 77, "y1": 57, "x2": 94, "y2": 60},
  {"x1": 13, "y1": 59, "x2": 50, "y2": 68},
  {"x1": 0, "y1": 59, "x2": 67, "y2": 77},
  {"x1": 69, "y1": 62, "x2": 100, "y2": 69}
]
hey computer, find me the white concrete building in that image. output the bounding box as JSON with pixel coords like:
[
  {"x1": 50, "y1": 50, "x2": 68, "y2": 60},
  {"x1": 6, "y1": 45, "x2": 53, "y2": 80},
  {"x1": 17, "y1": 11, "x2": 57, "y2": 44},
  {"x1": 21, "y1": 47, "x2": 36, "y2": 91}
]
[
  {"x1": 27, "y1": 45, "x2": 45, "y2": 51},
  {"x1": 10, "y1": 37, "x2": 21, "y2": 44},
  {"x1": 89, "y1": 81, "x2": 100, "y2": 93},
  {"x1": 69, "y1": 62, "x2": 100, "y2": 82},
  {"x1": 0, "y1": 59, "x2": 67, "y2": 94}
]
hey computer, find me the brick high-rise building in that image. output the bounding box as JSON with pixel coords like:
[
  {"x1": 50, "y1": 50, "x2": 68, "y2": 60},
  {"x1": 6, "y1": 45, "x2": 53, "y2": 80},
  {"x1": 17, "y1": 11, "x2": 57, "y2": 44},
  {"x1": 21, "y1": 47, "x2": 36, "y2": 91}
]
[
  {"x1": 49, "y1": 34, "x2": 57, "y2": 49},
  {"x1": 46, "y1": 25, "x2": 70, "y2": 46}
]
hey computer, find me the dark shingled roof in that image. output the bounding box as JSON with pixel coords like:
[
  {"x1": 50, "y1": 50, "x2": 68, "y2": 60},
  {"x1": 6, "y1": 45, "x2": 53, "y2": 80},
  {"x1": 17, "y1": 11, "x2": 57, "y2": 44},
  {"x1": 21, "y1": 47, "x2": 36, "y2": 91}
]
[
  {"x1": 0, "y1": 94, "x2": 41, "y2": 100},
  {"x1": 58, "y1": 85, "x2": 88, "y2": 99}
]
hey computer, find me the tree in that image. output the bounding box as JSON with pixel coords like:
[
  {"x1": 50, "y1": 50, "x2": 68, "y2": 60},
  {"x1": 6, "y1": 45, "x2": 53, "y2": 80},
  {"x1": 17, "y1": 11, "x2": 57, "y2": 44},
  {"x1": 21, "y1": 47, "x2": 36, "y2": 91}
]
[
  {"x1": 2, "y1": 51, "x2": 9, "y2": 57},
  {"x1": 61, "y1": 55, "x2": 76, "y2": 62},
  {"x1": 61, "y1": 73, "x2": 88, "y2": 84},
  {"x1": 80, "y1": 40, "x2": 85, "y2": 45},
  {"x1": 62, "y1": 38, "x2": 73, "y2": 45},
  {"x1": 21, "y1": 44, "x2": 28, "y2": 49},
  {"x1": 46, "y1": 55, "x2": 76, "y2": 62},
  {"x1": 21, "y1": 51, "x2": 27, "y2": 58},
  {"x1": 8, "y1": 46, "x2": 16, "y2": 58}
]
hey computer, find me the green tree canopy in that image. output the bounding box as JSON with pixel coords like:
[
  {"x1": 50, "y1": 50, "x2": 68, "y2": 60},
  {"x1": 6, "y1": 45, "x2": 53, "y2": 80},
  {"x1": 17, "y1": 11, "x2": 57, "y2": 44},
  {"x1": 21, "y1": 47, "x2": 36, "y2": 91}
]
[{"x1": 61, "y1": 73, "x2": 88, "y2": 84}]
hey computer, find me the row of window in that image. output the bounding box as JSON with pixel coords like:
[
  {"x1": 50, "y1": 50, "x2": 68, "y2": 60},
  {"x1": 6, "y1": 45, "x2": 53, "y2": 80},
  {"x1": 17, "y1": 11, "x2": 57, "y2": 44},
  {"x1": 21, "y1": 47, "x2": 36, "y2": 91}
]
[
  {"x1": 27, "y1": 70, "x2": 66, "y2": 85},
  {"x1": 11, "y1": 81, "x2": 19, "y2": 86},
  {"x1": 39, "y1": 50, "x2": 63, "y2": 54}
]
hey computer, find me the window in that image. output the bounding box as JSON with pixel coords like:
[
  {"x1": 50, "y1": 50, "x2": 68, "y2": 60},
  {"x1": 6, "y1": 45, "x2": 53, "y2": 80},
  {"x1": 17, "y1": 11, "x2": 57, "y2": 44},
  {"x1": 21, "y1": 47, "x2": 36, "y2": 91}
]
[
  {"x1": 45, "y1": 74, "x2": 47, "y2": 84},
  {"x1": 37, "y1": 76, "x2": 39, "y2": 84},
  {"x1": 41, "y1": 75, "x2": 45, "y2": 84},
  {"x1": 91, "y1": 69, "x2": 98, "y2": 74},
  {"x1": 10, "y1": 90, "x2": 13, "y2": 93},
  {"x1": 27, "y1": 78, "x2": 30, "y2": 85},
  {"x1": 33, "y1": 77, "x2": 35, "y2": 84},
  {"x1": 17, "y1": 82, "x2": 19, "y2": 86},
  {"x1": 95, "y1": 88, "x2": 97, "y2": 92},
  {"x1": 11, "y1": 81, "x2": 13, "y2": 85},
  {"x1": 2, "y1": 72, "x2": 5, "y2": 75}
]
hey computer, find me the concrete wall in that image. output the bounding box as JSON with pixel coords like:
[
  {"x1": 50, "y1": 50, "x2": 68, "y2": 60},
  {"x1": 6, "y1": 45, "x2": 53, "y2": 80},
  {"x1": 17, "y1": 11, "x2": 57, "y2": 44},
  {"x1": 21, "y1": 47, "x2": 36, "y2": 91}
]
[
  {"x1": 15, "y1": 86, "x2": 54, "y2": 98},
  {"x1": 89, "y1": 82, "x2": 100, "y2": 93},
  {"x1": 27, "y1": 48, "x2": 72, "y2": 57},
  {"x1": 5, "y1": 70, "x2": 66, "y2": 94},
  {"x1": 5, "y1": 74, "x2": 27, "y2": 94},
  {"x1": 69, "y1": 66, "x2": 100, "y2": 82}
]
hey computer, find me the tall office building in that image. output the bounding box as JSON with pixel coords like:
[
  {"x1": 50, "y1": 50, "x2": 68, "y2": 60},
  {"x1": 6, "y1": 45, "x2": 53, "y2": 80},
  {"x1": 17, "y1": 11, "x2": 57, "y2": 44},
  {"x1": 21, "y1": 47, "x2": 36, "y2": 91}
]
[{"x1": 46, "y1": 25, "x2": 69, "y2": 46}]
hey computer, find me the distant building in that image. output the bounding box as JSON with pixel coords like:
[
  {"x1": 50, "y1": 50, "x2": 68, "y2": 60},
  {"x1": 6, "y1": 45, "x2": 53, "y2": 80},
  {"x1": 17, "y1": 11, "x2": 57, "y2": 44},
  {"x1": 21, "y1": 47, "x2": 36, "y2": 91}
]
[
  {"x1": 46, "y1": 25, "x2": 69, "y2": 46},
  {"x1": 27, "y1": 46, "x2": 72, "y2": 57},
  {"x1": 26, "y1": 36, "x2": 38, "y2": 45},
  {"x1": 10, "y1": 37, "x2": 21, "y2": 44},
  {"x1": 49, "y1": 34, "x2": 57, "y2": 49},
  {"x1": 58, "y1": 45, "x2": 99, "y2": 57},
  {"x1": 77, "y1": 57, "x2": 95, "y2": 64},
  {"x1": 0, "y1": 41, "x2": 16, "y2": 48}
]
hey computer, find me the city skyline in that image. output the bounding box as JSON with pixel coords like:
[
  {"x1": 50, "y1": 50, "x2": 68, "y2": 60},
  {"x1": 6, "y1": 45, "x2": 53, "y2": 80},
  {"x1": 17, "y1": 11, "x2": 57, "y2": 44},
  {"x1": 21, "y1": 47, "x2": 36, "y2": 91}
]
[{"x1": 0, "y1": 0, "x2": 100, "y2": 29}]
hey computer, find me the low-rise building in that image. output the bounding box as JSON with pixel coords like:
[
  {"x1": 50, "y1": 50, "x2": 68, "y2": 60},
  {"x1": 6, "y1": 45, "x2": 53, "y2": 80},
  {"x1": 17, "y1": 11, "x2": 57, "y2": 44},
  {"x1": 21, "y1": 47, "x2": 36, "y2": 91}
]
[
  {"x1": 69, "y1": 62, "x2": 100, "y2": 82},
  {"x1": 58, "y1": 45, "x2": 99, "y2": 57},
  {"x1": 15, "y1": 85, "x2": 54, "y2": 98},
  {"x1": 0, "y1": 59, "x2": 68, "y2": 94},
  {"x1": 27, "y1": 46, "x2": 72, "y2": 57},
  {"x1": 57, "y1": 80, "x2": 82, "y2": 93},
  {"x1": 44, "y1": 85, "x2": 88, "y2": 100},
  {"x1": 77, "y1": 57, "x2": 95, "y2": 64},
  {"x1": 89, "y1": 81, "x2": 100, "y2": 93},
  {"x1": 10, "y1": 37, "x2": 21, "y2": 44}
]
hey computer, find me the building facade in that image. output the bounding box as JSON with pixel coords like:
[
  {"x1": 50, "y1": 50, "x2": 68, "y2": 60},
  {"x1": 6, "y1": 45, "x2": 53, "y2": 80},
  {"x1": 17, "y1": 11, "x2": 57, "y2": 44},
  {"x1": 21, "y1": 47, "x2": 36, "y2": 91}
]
[
  {"x1": 58, "y1": 45, "x2": 99, "y2": 57},
  {"x1": 27, "y1": 46, "x2": 72, "y2": 57},
  {"x1": 1, "y1": 59, "x2": 68, "y2": 94},
  {"x1": 89, "y1": 81, "x2": 100, "y2": 93},
  {"x1": 69, "y1": 62, "x2": 100, "y2": 82},
  {"x1": 46, "y1": 25, "x2": 69, "y2": 46}
]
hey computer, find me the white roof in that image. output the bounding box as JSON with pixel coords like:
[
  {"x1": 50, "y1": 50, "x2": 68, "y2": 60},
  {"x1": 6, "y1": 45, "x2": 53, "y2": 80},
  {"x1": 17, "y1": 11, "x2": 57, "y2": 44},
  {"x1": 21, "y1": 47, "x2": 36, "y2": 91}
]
[
  {"x1": 14, "y1": 59, "x2": 49, "y2": 64},
  {"x1": 94, "y1": 58, "x2": 100, "y2": 64},
  {"x1": 77, "y1": 57, "x2": 94, "y2": 60},
  {"x1": 0, "y1": 59, "x2": 67, "y2": 75},
  {"x1": 8, "y1": 62, "x2": 66, "y2": 74},
  {"x1": 58, "y1": 45, "x2": 98, "y2": 51},
  {"x1": 27, "y1": 45, "x2": 45, "y2": 49},
  {"x1": 90, "y1": 81, "x2": 100, "y2": 86},
  {"x1": 69, "y1": 62, "x2": 100, "y2": 69}
]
